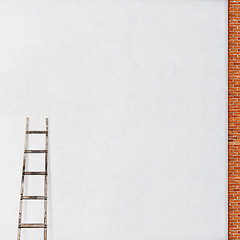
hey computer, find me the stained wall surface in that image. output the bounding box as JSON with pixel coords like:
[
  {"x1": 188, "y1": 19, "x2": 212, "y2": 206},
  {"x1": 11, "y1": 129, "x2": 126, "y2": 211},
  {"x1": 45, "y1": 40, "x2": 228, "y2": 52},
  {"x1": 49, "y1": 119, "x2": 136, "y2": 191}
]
[{"x1": 0, "y1": 1, "x2": 227, "y2": 239}]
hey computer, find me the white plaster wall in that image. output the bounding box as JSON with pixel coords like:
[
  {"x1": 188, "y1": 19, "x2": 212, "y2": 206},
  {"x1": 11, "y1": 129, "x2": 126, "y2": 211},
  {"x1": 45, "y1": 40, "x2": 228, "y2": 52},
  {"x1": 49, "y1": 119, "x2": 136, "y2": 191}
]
[{"x1": 0, "y1": 0, "x2": 227, "y2": 239}]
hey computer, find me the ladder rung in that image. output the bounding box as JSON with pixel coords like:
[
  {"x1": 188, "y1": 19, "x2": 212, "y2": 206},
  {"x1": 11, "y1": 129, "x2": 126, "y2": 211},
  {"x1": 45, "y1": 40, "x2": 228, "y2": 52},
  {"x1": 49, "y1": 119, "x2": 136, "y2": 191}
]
[
  {"x1": 25, "y1": 150, "x2": 47, "y2": 153},
  {"x1": 23, "y1": 171, "x2": 47, "y2": 175},
  {"x1": 21, "y1": 196, "x2": 47, "y2": 200},
  {"x1": 19, "y1": 224, "x2": 47, "y2": 228},
  {"x1": 26, "y1": 131, "x2": 48, "y2": 134}
]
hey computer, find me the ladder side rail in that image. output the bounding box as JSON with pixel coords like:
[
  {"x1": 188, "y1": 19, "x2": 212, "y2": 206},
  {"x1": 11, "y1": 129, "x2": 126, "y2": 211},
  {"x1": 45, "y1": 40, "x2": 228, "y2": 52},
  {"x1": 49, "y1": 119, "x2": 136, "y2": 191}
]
[
  {"x1": 44, "y1": 118, "x2": 48, "y2": 240},
  {"x1": 17, "y1": 118, "x2": 29, "y2": 240}
]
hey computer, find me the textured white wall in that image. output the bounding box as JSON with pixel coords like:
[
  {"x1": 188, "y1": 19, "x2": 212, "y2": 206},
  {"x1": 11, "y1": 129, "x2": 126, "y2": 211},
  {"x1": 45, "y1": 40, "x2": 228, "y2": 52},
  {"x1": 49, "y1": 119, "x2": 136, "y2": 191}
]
[{"x1": 0, "y1": 0, "x2": 227, "y2": 239}]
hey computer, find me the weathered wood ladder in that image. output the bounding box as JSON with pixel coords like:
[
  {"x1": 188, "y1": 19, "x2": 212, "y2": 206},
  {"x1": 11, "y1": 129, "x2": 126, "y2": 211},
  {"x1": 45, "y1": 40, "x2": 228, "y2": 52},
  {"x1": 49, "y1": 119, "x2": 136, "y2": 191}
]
[{"x1": 17, "y1": 118, "x2": 49, "y2": 240}]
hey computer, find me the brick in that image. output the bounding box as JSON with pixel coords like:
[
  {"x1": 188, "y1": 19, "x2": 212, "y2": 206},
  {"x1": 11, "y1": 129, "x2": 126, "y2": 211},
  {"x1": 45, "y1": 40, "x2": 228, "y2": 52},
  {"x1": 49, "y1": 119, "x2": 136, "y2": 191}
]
[{"x1": 229, "y1": 1, "x2": 240, "y2": 239}]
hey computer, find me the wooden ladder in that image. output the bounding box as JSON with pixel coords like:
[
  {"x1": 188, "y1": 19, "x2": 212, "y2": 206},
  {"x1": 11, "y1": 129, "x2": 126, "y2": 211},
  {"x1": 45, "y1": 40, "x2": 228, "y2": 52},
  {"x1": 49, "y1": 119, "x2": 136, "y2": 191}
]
[{"x1": 17, "y1": 118, "x2": 49, "y2": 240}]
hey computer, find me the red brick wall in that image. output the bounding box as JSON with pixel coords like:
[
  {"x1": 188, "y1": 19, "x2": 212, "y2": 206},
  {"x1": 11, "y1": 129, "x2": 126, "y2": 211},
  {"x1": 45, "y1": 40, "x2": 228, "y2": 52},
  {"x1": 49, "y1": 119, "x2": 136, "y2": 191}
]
[{"x1": 229, "y1": 0, "x2": 240, "y2": 239}]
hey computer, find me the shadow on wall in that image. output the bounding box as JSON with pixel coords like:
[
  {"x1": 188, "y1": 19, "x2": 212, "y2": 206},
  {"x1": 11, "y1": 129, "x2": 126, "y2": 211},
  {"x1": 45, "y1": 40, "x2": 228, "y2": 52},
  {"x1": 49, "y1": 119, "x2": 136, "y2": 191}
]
[{"x1": 48, "y1": 124, "x2": 54, "y2": 239}]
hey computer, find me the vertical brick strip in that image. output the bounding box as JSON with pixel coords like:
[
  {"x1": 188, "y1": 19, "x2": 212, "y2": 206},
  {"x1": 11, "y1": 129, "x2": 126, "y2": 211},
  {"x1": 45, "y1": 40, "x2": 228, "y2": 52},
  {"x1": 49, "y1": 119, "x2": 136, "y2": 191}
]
[{"x1": 229, "y1": 0, "x2": 240, "y2": 239}]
